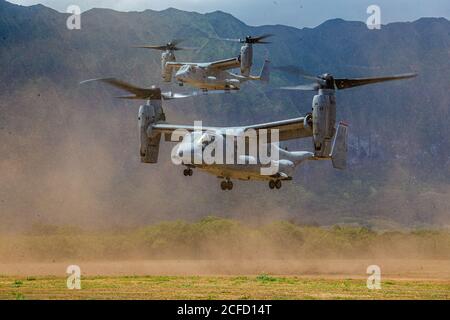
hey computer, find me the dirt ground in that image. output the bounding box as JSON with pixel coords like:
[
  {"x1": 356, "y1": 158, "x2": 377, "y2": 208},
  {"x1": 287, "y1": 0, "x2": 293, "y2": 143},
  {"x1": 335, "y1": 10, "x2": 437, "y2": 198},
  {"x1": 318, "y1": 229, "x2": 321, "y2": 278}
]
[{"x1": 0, "y1": 259, "x2": 449, "y2": 279}]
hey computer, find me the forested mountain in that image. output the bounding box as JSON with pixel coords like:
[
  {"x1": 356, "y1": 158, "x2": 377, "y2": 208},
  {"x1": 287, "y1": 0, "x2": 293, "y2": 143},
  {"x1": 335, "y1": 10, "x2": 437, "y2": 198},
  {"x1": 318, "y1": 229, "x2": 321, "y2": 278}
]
[{"x1": 0, "y1": 0, "x2": 449, "y2": 229}]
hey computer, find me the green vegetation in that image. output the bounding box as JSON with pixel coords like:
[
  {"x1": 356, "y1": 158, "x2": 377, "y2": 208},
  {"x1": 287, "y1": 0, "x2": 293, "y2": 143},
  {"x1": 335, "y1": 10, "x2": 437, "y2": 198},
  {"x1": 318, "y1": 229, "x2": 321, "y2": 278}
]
[
  {"x1": 0, "y1": 275, "x2": 448, "y2": 300},
  {"x1": 0, "y1": 217, "x2": 449, "y2": 261}
]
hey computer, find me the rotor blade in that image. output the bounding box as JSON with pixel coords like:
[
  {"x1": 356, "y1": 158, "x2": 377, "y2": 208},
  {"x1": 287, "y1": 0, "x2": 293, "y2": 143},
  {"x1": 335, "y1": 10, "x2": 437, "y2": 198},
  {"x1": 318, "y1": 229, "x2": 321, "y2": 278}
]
[
  {"x1": 273, "y1": 65, "x2": 319, "y2": 80},
  {"x1": 173, "y1": 46, "x2": 200, "y2": 51},
  {"x1": 161, "y1": 92, "x2": 194, "y2": 100},
  {"x1": 133, "y1": 45, "x2": 168, "y2": 51},
  {"x1": 273, "y1": 65, "x2": 306, "y2": 74},
  {"x1": 134, "y1": 39, "x2": 186, "y2": 51},
  {"x1": 162, "y1": 89, "x2": 238, "y2": 100},
  {"x1": 215, "y1": 37, "x2": 242, "y2": 43},
  {"x1": 253, "y1": 34, "x2": 274, "y2": 42},
  {"x1": 334, "y1": 73, "x2": 417, "y2": 90},
  {"x1": 115, "y1": 95, "x2": 145, "y2": 100},
  {"x1": 80, "y1": 78, "x2": 161, "y2": 100},
  {"x1": 170, "y1": 39, "x2": 184, "y2": 47},
  {"x1": 278, "y1": 84, "x2": 320, "y2": 91},
  {"x1": 216, "y1": 34, "x2": 273, "y2": 44}
]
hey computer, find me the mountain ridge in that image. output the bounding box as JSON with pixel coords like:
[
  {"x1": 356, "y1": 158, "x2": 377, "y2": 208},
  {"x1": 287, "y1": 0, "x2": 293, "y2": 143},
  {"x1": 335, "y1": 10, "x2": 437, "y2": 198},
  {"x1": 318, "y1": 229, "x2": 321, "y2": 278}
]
[{"x1": 0, "y1": 0, "x2": 449, "y2": 228}]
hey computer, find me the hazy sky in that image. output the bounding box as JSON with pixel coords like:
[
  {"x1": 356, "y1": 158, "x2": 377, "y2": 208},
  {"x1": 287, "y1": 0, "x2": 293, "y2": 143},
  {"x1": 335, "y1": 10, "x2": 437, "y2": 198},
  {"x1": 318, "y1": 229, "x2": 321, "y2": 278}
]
[{"x1": 8, "y1": 0, "x2": 450, "y2": 28}]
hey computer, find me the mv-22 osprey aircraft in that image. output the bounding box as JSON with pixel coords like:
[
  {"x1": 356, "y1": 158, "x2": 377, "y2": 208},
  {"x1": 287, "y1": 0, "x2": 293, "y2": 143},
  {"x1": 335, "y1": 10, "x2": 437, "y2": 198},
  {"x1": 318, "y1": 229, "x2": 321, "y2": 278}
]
[
  {"x1": 135, "y1": 35, "x2": 272, "y2": 91},
  {"x1": 83, "y1": 71, "x2": 415, "y2": 190}
]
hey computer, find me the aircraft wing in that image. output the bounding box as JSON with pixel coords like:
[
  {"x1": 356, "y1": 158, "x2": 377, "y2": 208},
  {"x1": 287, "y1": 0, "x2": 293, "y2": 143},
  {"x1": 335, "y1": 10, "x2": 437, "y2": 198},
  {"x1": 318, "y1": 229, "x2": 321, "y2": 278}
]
[
  {"x1": 167, "y1": 57, "x2": 240, "y2": 71},
  {"x1": 165, "y1": 62, "x2": 196, "y2": 70},
  {"x1": 242, "y1": 117, "x2": 313, "y2": 141},
  {"x1": 202, "y1": 57, "x2": 241, "y2": 71},
  {"x1": 153, "y1": 116, "x2": 312, "y2": 142}
]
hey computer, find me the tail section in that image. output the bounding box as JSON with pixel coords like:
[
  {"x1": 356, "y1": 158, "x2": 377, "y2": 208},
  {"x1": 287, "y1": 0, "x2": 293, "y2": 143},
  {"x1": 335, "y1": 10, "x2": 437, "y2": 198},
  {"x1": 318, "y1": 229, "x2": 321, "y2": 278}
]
[
  {"x1": 330, "y1": 122, "x2": 348, "y2": 170},
  {"x1": 277, "y1": 146, "x2": 314, "y2": 165},
  {"x1": 243, "y1": 60, "x2": 270, "y2": 82},
  {"x1": 259, "y1": 59, "x2": 270, "y2": 82}
]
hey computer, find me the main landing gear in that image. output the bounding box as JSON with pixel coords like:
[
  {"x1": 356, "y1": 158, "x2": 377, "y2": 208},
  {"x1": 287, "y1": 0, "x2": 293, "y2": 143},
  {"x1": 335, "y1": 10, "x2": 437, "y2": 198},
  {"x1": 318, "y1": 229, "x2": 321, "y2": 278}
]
[
  {"x1": 183, "y1": 168, "x2": 193, "y2": 176},
  {"x1": 220, "y1": 179, "x2": 233, "y2": 191},
  {"x1": 268, "y1": 180, "x2": 282, "y2": 190}
]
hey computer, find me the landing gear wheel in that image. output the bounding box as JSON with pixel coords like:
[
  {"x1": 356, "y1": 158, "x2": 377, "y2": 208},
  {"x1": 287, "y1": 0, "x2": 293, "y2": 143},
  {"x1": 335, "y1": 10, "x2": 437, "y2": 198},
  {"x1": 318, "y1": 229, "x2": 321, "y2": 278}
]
[
  {"x1": 183, "y1": 168, "x2": 193, "y2": 176},
  {"x1": 187, "y1": 168, "x2": 193, "y2": 176},
  {"x1": 275, "y1": 180, "x2": 282, "y2": 189},
  {"x1": 269, "y1": 180, "x2": 276, "y2": 189},
  {"x1": 220, "y1": 181, "x2": 228, "y2": 191},
  {"x1": 220, "y1": 180, "x2": 233, "y2": 191}
]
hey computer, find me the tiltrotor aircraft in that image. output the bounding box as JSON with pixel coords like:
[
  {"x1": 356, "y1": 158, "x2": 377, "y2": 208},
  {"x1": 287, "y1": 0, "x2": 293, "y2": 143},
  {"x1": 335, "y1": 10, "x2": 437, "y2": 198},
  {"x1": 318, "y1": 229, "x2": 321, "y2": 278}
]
[
  {"x1": 136, "y1": 36, "x2": 271, "y2": 91},
  {"x1": 82, "y1": 69, "x2": 415, "y2": 191}
]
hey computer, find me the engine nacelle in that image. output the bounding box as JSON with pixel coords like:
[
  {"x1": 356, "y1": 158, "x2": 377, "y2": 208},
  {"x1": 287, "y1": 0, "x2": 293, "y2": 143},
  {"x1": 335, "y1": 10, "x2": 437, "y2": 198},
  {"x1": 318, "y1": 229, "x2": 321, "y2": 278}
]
[
  {"x1": 138, "y1": 95, "x2": 165, "y2": 163},
  {"x1": 312, "y1": 90, "x2": 336, "y2": 157},
  {"x1": 161, "y1": 51, "x2": 175, "y2": 82},
  {"x1": 239, "y1": 44, "x2": 253, "y2": 77}
]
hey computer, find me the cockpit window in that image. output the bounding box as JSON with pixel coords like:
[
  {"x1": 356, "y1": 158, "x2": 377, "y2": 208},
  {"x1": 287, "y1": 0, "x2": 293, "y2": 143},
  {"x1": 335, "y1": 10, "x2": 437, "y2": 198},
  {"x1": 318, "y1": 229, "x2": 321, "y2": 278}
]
[
  {"x1": 200, "y1": 132, "x2": 218, "y2": 149},
  {"x1": 180, "y1": 65, "x2": 191, "y2": 72}
]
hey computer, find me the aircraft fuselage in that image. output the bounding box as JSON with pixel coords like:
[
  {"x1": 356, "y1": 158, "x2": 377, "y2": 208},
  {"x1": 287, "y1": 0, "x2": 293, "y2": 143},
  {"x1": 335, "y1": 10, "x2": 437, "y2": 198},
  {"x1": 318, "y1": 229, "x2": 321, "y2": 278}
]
[{"x1": 174, "y1": 65, "x2": 241, "y2": 90}]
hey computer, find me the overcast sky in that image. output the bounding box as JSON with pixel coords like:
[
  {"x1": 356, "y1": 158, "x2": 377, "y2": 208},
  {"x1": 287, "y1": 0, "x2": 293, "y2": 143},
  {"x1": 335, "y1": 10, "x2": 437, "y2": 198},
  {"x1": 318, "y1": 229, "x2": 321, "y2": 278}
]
[{"x1": 8, "y1": 0, "x2": 450, "y2": 28}]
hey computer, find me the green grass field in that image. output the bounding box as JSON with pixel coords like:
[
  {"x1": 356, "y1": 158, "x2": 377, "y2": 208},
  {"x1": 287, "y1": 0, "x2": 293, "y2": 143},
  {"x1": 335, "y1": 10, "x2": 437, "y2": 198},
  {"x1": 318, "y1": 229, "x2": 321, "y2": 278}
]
[
  {"x1": 1, "y1": 218, "x2": 449, "y2": 300},
  {"x1": 1, "y1": 275, "x2": 449, "y2": 300}
]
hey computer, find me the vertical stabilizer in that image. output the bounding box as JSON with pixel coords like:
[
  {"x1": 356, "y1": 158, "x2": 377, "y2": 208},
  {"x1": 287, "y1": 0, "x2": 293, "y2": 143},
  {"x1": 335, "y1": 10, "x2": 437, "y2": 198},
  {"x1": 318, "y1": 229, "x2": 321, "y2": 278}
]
[
  {"x1": 330, "y1": 122, "x2": 348, "y2": 170},
  {"x1": 259, "y1": 60, "x2": 270, "y2": 82}
]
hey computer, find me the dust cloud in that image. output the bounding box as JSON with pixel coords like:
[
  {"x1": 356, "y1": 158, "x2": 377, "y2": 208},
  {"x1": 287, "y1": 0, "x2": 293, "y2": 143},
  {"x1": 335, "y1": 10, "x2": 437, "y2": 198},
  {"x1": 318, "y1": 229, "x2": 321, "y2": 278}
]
[{"x1": 1, "y1": 79, "x2": 449, "y2": 278}]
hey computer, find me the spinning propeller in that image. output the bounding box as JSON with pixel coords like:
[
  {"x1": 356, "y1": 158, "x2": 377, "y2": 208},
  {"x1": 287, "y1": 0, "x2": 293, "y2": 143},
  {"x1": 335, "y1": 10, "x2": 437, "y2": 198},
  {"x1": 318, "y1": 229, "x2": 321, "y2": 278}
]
[
  {"x1": 134, "y1": 39, "x2": 197, "y2": 51},
  {"x1": 277, "y1": 66, "x2": 417, "y2": 91},
  {"x1": 80, "y1": 78, "x2": 234, "y2": 100},
  {"x1": 218, "y1": 34, "x2": 273, "y2": 44},
  {"x1": 81, "y1": 78, "x2": 193, "y2": 100}
]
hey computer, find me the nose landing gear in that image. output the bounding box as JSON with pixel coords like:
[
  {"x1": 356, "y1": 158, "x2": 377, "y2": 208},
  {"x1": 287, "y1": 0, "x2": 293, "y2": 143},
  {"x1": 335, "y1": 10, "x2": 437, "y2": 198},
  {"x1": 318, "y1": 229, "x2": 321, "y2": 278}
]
[
  {"x1": 220, "y1": 179, "x2": 233, "y2": 191},
  {"x1": 183, "y1": 168, "x2": 193, "y2": 176}
]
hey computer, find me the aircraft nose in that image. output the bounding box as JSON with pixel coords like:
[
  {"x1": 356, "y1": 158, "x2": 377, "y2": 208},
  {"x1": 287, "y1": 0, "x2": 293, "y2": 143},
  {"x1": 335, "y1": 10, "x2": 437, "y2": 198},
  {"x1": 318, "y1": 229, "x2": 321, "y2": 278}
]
[
  {"x1": 176, "y1": 70, "x2": 187, "y2": 80},
  {"x1": 173, "y1": 144, "x2": 196, "y2": 165},
  {"x1": 171, "y1": 145, "x2": 185, "y2": 164}
]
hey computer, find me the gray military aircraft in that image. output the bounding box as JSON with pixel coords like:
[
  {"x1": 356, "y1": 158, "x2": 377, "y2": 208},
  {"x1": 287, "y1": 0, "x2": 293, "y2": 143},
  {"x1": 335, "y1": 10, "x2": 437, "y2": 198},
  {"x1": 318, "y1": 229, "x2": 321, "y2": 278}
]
[
  {"x1": 83, "y1": 70, "x2": 415, "y2": 191},
  {"x1": 135, "y1": 36, "x2": 271, "y2": 91}
]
